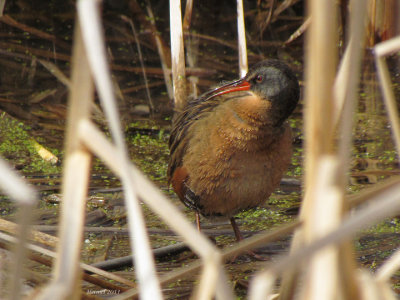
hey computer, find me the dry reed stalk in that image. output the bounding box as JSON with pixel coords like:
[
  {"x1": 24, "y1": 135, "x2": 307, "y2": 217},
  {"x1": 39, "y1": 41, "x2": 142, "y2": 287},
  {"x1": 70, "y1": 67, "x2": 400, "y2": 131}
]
[
  {"x1": 302, "y1": 0, "x2": 337, "y2": 190},
  {"x1": 348, "y1": 176, "x2": 400, "y2": 207},
  {"x1": 333, "y1": 0, "x2": 368, "y2": 129},
  {"x1": 76, "y1": 1, "x2": 162, "y2": 299},
  {"x1": 237, "y1": 0, "x2": 248, "y2": 77},
  {"x1": 358, "y1": 270, "x2": 386, "y2": 300},
  {"x1": 145, "y1": 2, "x2": 174, "y2": 100},
  {"x1": 367, "y1": 0, "x2": 399, "y2": 45},
  {"x1": 367, "y1": 0, "x2": 377, "y2": 46},
  {"x1": 284, "y1": 16, "x2": 311, "y2": 45},
  {"x1": 194, "y1": 256, "x2": 221, "y2": 300},
  {"x1": 183, "y1": 0, "x2": 194, "y2": 31},
  {"x1": 274, "y1": 0, "x2": 301, "y2": 18},
  {"x1": 81, "y1": 121, "x2": 223, "y2": 292},
  {"x1": 279, "y1": 0, "x2": 369, "y2": 299},
  {"x1": 0, "y1": 231, "x2": 136, "y2": 289},
  {"x1": 0, "y1": 0, "x2": 5, "y2": 16},
  {"x1": 183, "y1": 0, "x2": 199, "y2": 100},
  {"x1": 9, "y1": 208, "x2": 31, "y2": 300},
  {"x1": 259, "y1": 0, "x2": 276, "y2": 36},
  {"x1": 36, "y1": 19, "x2": 94, "y2": 300},
  {"x1": 170, "y1": 0, "x2": 187, "y2": 113},
  {"x1": 0, "y1": 217, "x2": 136, "y2": 287},
  {"x1": 76, "y1": 2, "x2": 231, "y2": 297},
  {"x1": 302, "y1": 156, "x2": 342, "y2": 300},
  {"x1": 106, "y1": 215, "x2": 299, "y2": 298},
  {"x1": 77, "y1": 120, "x2": 233, "y2": 299},
  {"x1": 376, "y1": 248, "x2": 400, "y2": 283},
  {"x1": 333, "y1": 1, "x2": 368, "y2": 298},
  {"x1": 121, "y1": 15, "x2": 154, "y2": 115},
  {"x1": 279, "y1": 0, "x2": 339, "y2": 298},
  {"x1": 0, "y1": 159, "x2": 37, "y2": 300},
  {"x1": 0, "y1": 217, "x2": 57, "y2": 248},
  {"x1": 0, "y1": 160, "x2": 37, "y2": 207},
  {"x1": 250, "y1": 179, "x2": 400, "y2": 299},
  {"x1": 0, "y1": 15, "x2": 70, "y2": 50},
  {"x1": 0, "y1": 41, "x2": 70, "y2": 61},
  {"x1": 185, "y1": 35, "x2": 199, "y2": 99},
  {"x1": 374, "y1": 36, "x2": 400, "y2": 158}
]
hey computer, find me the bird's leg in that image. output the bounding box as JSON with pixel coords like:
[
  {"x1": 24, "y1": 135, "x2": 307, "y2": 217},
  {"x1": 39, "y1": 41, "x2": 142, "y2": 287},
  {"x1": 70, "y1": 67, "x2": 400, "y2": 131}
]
[
  {"x1": 230, "y1": 217, "x2": 244, "y2": 241},
  {"x1": 230, "y1": 217, "x2": 267, "y2": 261},
  {"x1": 195, "y1": 212, "x2": 216, "y2": 245},
  {"x1": 195, "y1": 212, "x2": 202, "y2": 231}
]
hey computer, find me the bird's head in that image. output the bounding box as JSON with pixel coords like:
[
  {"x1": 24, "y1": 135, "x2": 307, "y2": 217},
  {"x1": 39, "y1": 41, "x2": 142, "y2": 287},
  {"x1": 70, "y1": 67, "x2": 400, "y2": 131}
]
[{"x1": 204, "y1": 59, "x2": 300, "y2": 126}]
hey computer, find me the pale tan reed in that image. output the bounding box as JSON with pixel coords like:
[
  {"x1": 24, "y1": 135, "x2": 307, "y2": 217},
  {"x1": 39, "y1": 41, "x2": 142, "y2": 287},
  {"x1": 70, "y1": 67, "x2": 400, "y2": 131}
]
[
  {"x1": 237, "y1": 0, "x2": 248, "y2": 77},
  {"x1": 170, "y1": 0, "x2": 187, "y2": 113},
  {"x1": 0, "y1": 159, "x2": 37, "y2": 300}
]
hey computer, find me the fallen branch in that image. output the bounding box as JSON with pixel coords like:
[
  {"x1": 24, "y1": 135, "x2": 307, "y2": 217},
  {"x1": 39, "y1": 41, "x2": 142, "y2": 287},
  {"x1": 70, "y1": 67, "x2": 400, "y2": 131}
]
[
  {"x1": 90, "y1": 242, "x2": 190, "y2": 271},
  {"x1": 0, "y1": 15, "x2": 70, "y2": 49}
]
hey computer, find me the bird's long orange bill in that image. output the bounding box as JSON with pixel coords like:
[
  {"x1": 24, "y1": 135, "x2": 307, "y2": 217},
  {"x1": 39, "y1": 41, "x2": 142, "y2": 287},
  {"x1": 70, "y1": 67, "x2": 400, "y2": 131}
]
[{"x1": 204, "y1": 79, "x2": 251, "y2": 101}]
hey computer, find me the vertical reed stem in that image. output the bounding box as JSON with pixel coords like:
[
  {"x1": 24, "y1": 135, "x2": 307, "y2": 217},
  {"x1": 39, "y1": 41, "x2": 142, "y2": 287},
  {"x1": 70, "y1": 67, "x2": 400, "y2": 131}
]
[
  {"x1": 237, "y1": 0, "x2": 248, "y2": 77},
  {"x1": 280, "y1": 0, "x2": 338, "y2": 298},
  {"x1": 170, "y1": 0, "x2": 187, "y2": 113}
]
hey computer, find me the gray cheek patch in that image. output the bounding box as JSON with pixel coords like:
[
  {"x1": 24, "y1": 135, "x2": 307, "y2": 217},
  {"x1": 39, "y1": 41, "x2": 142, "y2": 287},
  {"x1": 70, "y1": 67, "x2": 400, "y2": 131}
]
[{"x1": 265, "y1": 68, "x2": 288, "y2": 99}]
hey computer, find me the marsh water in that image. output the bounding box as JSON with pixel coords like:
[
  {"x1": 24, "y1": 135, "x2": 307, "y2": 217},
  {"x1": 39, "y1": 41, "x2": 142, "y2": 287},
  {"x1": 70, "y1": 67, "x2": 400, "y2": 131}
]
[{"x1": 0, "y1": 0, "x2": 400, "y2": 298}]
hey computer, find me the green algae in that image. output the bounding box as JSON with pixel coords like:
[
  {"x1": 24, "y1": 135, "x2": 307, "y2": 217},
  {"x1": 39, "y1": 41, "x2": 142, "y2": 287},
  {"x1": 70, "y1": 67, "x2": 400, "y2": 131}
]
[
  {"x1": 127, "y1": 121, "x2": 170, "y2": 184},
  {"x1": 0, "y1": 112, "x2": 61, "y2": 174}
]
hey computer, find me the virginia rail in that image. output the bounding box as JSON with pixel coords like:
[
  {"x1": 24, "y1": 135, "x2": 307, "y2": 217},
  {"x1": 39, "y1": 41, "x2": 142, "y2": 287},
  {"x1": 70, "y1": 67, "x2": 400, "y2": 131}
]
[{"x1": 168, "y1": 59, "x2": 300, "y2": 245}]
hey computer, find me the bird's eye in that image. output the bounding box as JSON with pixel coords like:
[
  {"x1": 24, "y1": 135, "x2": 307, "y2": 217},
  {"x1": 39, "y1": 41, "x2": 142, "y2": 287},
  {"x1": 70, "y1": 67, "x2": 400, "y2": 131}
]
[{"x1": 255, "y1": 75, "x2": 263, "y2": 83}]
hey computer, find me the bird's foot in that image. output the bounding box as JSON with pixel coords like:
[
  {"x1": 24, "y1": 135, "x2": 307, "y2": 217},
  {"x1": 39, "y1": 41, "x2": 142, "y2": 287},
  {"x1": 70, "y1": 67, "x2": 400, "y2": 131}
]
[
  {"x1": 244, "y1": 249, "x2": 268, "y2": 261},
  {"x1": 229, "y1": 249, "x2": 269, "y2": 263}
]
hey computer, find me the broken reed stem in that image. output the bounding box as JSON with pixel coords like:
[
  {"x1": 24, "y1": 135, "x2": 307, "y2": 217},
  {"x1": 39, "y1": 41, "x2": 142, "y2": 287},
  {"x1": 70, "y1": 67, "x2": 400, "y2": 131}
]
[
  {"x1": 335, "y1": 2, "x2": 368, "y2": 298},
  {"x1": 9, "y1": 204, "x2": 35, "y2": 300},
  {"x1": 0, "y1": 0, "x2": 5, "y2": 16},
  {"x1": 0, "y1": 231, "x2": 136, "y2": 288},
  {"x1": 303, "y1": 0, "x2": 337, "y2": 190},
  {"x1": 38, "y1": 59, "x2": 71, "y2": 88},
  {"x1": 250, "y1": 179, "x2": 400, "y2": 299},
  {"x1": 237, "y1": 0, "x2": 248, "y2": 77},
  {"x1": 259, "y1": 0, "x2": 276, "y2": 36},
  {"x1": 79, "y1": 119, "x2": 220, "y2": 257},
  {"x1": 78, "y1": 119, "x2": 232, "y2": 299},
  {"x1": 110, "y1": 221, "x2": 300, "y2": 300},
  {"x1": 375, "y1": 36, "x2": 400, "y2": 163},
  {"x1": 279, "y1": 0, "x2": 338, "y2": 299},
  {"x1": 376, "y1": 248, "x2": 400, "y2": 283},
  {"x1": 183, "y1": 0, "x2": 194, "y2": 31},
  {"x1": 0, "y1": 217, "x2": 57, "y2": 248},
  {"x1": 77, "y1": 1, "x2": 162, "y2": 299},
  {"x1": 284, "y1": 16, "x2": 311, "y2": 45},
  {"x1": 0, "y1": 217, "x2": 136, "y2": 287},
  {"x1": 0, "y1": 155, "x2": 38, "y2": 300},
  {"x1": 121, "y1": 15, "x2": 154, "y2": 115},
  {"x1": 0, "y1": 15, "x2": 70, "y2": 49},
  {"x1": 0, "y1": 240, "x2": 130, "y2": 294},
  {"x1": 145, "y1": 1, "x2": 174, "y2": 100},
  {"x1": 183, "y1": 0, "x2": 199, "y2": 100},
  {"x1": 305, "y1": 156, "x2": 342, "y2": 300},
  {"x1": 36, "y1": 19, "x2": 94, "y2": 300},
  {"x1": 169, "y1": 0, "x2": 187, "y2": 113}
]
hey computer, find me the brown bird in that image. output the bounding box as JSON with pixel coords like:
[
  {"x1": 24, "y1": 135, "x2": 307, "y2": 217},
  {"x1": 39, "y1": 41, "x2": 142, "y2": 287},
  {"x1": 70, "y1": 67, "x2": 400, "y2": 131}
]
[{"x1": 168, "y1": 59, "x2": 300, "y2": 245}]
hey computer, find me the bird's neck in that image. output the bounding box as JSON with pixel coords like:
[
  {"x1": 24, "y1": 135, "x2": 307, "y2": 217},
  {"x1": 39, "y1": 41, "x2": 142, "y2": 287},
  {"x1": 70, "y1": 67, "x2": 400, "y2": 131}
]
[{"x1": 212, "y1": 98, "x2": 284, "y2": 151}]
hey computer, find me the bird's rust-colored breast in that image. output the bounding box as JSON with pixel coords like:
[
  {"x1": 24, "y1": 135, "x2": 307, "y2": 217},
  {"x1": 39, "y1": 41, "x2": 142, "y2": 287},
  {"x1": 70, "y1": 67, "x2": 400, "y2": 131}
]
[{"x1": 169, "y1": 92, "x2": 293, "y2": 217}]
